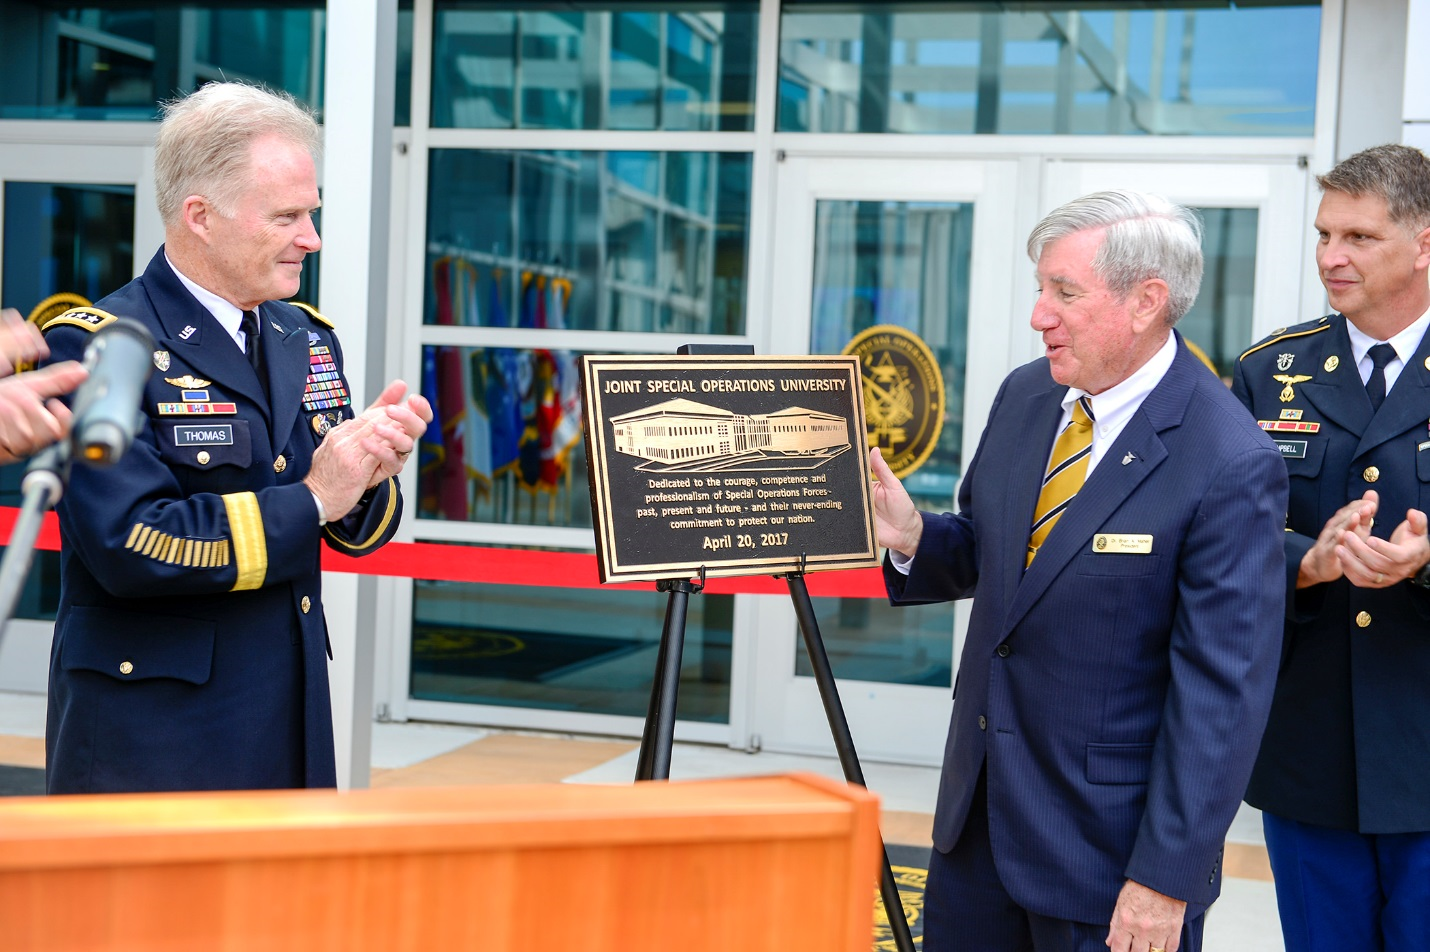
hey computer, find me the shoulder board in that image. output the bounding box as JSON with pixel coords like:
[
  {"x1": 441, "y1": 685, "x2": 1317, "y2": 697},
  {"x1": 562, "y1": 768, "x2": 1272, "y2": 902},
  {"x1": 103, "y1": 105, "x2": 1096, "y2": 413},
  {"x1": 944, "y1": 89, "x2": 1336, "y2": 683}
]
[
  {"x1": 289, "y1": 301, "x2": 334, "y2": 330},
  {"x1": 1238, "y1": 316, "x2": 1332, "y2": 362},
  {"x1": 27, "y1": 292, "x2": 92, "y2": 328},
  {"x1": 42, "y1": 306, "x2": 118, "y2": 334}
]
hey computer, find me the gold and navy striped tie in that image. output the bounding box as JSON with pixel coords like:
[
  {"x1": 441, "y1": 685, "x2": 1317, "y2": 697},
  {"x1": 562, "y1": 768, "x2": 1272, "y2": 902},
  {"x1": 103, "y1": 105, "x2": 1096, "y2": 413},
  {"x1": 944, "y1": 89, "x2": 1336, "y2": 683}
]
[{"x1": 1026, "y1": 397, "x2": 1094, "y2": 568}]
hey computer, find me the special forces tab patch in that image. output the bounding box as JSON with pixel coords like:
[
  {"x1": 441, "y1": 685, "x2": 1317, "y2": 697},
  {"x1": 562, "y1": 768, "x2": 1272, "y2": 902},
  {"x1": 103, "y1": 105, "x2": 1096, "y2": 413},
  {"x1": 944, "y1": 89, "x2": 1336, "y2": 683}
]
[{"x1": 843, "y1": 324, "x2": 945, "y2": 480}]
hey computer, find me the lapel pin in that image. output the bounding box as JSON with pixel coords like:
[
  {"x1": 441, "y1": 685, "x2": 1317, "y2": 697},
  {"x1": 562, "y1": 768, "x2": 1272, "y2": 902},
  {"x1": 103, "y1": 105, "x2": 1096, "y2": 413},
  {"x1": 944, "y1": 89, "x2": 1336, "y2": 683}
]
[
  {"x1": 179, "y1": 325, "x2": 197, "y2": 340},
  {"x1": 1122, "y1": 452, "x2": 1136, "y2": 465},
  {"x1": 1325, "y1": 356, "x2": 1340, "y2": 372}
]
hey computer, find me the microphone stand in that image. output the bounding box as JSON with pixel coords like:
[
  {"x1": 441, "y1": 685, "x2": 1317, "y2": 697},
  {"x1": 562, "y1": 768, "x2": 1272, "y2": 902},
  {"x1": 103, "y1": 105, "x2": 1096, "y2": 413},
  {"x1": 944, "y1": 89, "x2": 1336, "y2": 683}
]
[{"x1": 0, "y1": 441, "x2": 71, "y2": 644}]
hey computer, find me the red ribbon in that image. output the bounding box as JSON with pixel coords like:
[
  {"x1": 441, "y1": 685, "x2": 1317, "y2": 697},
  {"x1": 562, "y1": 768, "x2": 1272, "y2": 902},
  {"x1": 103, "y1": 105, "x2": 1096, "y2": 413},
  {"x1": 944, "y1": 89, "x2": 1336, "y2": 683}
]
[{"x1": 0, "y1": 506, "x2": 888, "y2": 598}]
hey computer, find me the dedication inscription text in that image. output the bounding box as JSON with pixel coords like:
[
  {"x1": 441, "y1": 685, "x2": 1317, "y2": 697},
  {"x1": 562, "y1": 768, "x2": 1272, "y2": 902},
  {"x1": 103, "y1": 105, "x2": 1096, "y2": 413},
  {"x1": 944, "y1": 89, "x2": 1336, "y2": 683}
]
[{"x1": 581, "y1": 355, "x2": 879, "y2": 584}]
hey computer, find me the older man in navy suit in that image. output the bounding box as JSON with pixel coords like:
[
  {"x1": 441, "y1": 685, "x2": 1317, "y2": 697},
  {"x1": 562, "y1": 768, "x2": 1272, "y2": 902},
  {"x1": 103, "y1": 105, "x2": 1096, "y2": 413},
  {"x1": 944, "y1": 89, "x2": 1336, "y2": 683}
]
[{"x1": 872, "y1": 191, "x2": 1287, "y2": 952}]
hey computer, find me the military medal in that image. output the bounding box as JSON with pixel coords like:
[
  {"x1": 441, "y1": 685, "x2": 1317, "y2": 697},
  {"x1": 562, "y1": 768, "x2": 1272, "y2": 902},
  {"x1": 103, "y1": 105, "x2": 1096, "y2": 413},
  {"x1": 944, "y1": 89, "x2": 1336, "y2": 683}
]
[{"x1": 302, "y1": 342, "x2": 349, "y2": 410}]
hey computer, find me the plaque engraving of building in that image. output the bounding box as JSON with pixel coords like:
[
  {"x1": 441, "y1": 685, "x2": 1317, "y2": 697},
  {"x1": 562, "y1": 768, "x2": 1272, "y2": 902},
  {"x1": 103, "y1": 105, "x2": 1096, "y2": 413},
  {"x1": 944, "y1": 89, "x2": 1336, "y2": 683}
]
[{"x1": 581, "y1": 355, "x2": 879, "y2": 584}]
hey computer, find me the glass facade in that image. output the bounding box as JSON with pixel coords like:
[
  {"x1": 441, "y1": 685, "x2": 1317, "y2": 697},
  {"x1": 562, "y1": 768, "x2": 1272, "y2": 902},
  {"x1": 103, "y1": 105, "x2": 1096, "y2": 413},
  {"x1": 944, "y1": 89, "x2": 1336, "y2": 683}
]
[
  {"x1": 0, "y1": 4, "x2": 325, "y2": 120},
  {"x1": 0, "y1": 1, "x2": 1328, "y2": 749},
  {"x1": 1, "y1": 181, "x2": 137, "y2": 621},
  {"x1": 417, "y1": 344, "x2": 592, "y2": 529},
  {"x1": 779, "y1": 2, "x2": 1321, "y2": 135},
  {"x1": 1184, "y1": 206, "x2": 1259, "y2": 381},
  {"x1": 424, "y1": 149, "x2": 752, "y2": 336},
  {"x1": 412, "y1": 576, "x2": 732, "y2": 723},
  {"x1": 797, "y1": 198, "x2": 973, "y2": 686},
  {"x1": 431, "y1": 2, "x2": 758, "y2": 131}
]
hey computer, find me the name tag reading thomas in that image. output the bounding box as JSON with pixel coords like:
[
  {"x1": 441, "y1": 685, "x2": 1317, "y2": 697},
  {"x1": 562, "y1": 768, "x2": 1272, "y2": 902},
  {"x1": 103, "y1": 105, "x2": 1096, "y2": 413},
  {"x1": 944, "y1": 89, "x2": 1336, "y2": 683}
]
[
  {"x1": 173, "y1": 424, "x2": 234, "y2": 446},
  {"x1": 1093, "y1": 533, "x2": 1153, "y2": 554}
]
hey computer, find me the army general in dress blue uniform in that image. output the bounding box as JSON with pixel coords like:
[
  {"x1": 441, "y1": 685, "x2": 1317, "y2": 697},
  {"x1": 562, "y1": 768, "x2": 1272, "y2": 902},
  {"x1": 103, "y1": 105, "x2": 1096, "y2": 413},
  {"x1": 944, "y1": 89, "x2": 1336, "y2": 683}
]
[
  {"x1": 1232, "y1": 144, "x2": 1430, "y2": 951},
  {"x1": 42, "y1": 83, "x2": 431, "y2": 794}
]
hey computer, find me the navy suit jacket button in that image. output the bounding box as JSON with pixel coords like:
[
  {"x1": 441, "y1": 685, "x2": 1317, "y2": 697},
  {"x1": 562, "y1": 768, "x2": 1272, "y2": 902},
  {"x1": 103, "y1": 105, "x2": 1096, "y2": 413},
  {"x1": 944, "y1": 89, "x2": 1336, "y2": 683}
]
[
  {"x1": 978, "y1": 715, "x2": 988, "y2": 731},
  {"x1": 996, "y1": 644, "x2": 1011, "y2": 657}
]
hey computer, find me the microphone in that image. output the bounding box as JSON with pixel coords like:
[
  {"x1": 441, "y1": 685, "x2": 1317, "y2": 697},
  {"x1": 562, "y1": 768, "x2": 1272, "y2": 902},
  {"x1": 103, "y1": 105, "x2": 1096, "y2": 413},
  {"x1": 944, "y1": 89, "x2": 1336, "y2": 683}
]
[{"x1": 70, "y1": 317, "x2": 157, "y2": 467}]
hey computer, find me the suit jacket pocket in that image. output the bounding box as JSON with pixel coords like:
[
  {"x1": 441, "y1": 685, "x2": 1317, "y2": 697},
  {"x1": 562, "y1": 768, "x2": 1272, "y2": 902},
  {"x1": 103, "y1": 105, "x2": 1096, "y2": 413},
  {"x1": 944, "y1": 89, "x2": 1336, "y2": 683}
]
[
  {"x1": 60, "y1": 606, "x2": 215, "y2": 685},
  {"x1": 1074, "y1": 552, "x2": 1161, "y2": 577},
  {"x1": 1281, "y1": 435, "x2": 1326, "y2": 478},
  {"x1": 1086, "y1": 742, "x2": 1154, "y2": 784}
]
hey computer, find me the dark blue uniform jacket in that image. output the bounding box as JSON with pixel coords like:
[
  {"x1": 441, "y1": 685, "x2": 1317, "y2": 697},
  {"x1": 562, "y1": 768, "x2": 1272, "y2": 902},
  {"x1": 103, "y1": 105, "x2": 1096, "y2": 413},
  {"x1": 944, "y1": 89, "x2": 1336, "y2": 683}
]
[
  {"x1": 43, "y1": 248, "x2": 400, "y2": 794},
  {"x1": 1234, "y1": 314, "x2": 1430, "y2": 834}
]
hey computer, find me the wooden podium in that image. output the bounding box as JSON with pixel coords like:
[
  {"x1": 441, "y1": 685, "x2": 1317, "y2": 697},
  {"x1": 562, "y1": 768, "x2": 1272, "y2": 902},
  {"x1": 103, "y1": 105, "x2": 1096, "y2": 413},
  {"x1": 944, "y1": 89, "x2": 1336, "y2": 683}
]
[{"x1": 0, "y1": 772, "x2": 882, "y2": 952}]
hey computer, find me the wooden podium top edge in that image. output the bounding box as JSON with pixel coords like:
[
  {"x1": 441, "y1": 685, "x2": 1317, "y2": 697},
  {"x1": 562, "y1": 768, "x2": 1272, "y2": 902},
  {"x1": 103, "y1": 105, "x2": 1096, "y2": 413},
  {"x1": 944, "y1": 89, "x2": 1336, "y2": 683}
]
[{"x1": 0, "y1": 772, "x2": 880, "y2": 871}]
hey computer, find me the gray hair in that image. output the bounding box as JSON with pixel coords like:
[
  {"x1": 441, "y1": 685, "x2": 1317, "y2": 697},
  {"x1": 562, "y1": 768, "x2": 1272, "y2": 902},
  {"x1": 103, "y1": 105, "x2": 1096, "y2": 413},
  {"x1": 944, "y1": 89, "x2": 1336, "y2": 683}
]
[
  {"x1": 154, "y1": 82, "x2": 321, "y2": 227},
  {"x1": 1027, "y1": 189, "x2": 1204, "y2": 325},
  {"x1": 1317, "y1": 144, "x2": 1430, "y2": 233}
]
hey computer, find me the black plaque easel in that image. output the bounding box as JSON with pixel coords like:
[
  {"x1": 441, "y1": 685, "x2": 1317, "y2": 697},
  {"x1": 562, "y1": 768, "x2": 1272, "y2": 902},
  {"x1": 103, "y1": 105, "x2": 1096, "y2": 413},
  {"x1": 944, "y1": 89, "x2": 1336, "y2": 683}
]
[{"x1": 633, "y1": 555, "x2": 916, "y2": 952}]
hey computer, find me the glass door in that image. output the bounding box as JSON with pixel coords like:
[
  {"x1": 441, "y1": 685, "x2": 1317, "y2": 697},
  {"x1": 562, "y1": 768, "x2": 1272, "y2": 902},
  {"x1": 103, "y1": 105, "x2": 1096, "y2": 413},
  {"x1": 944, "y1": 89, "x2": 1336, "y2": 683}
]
[
  {"x1": 749, "y1": 156, "x2": 1020, "y2": 765},
  {"x1": 0, "y1": 143, "x2": 150, "y2": 691},
  {"x1": 1041, "y1": 159, "x2": 1313, "y2": 378}
]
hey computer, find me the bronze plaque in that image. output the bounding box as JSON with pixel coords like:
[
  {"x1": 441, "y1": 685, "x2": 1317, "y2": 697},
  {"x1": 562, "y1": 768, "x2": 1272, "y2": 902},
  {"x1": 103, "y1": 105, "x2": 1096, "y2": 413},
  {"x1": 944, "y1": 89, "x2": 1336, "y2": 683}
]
[
  {"x1": 842, "y1": 324, "x2": 945, "y2": 479},
  {"x1": 581, "y1": 355, "x2": 879, "y2": 584}
]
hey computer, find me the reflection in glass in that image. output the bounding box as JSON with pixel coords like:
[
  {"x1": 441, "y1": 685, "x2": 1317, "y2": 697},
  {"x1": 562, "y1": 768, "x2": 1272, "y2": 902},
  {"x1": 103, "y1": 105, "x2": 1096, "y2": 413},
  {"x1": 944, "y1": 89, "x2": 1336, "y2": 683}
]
[
  {"x1": 1, "y1": 181, "x2": 136, "y2": 620},
  {"x1": 795, "y1": 599, "x2": 953, "y2": 688},
  {"x1": 412, "y1": 577, "x2": 732, "y2": 723},
  {"x1": 431, "y1": 2, "x2": 757, "y2": 130},
  {"x1": 425, "y1": 150, "x2": 751, "y2": 335},
  {"x1": 0, "y1": 4, "x2": 325, "y2": 120},
  {"x1": 811, "y1": 200, "x2": 972, "y2": 508},
  {"x1": 418, "y1": 344, "x2": 591, "y2": 529},
  {"x1": 799, "y1": 198, "x2": 974, "y2": 687},
  {"x1": 1180, "y1": 207, "x2": 1258, "y2": 381},
  {"x1": 778, "y1": 3, "x2": 1320, "y2": 136}
]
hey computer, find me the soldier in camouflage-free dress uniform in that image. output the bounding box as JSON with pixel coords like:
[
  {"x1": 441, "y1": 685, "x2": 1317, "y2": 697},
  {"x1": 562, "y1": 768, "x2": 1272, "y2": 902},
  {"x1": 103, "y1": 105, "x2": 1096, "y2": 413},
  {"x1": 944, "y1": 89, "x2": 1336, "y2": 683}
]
[
  {"x1": 42, "y1": 251, "x2": 402, "y2": 793},
  {"x1": 42, "y1": 81, "x2": 429, "y2": 794}
]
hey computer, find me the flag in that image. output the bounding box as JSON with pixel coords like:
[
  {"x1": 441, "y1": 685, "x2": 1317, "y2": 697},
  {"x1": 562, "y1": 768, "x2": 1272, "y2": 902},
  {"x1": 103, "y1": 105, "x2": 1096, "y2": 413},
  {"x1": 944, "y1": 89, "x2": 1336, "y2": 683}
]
[
  {"x1": 516, "y1": 272, "x2": 545, "y2": 490},
  {"x1": 451, "y1": 258, "x2": 492, "y2": 500},
  {"x1": 431, "y1": 257, "x2": 471, "y2": 520},
  {"x1": 487, "y1": 270, "x2": 524, "y2": 477},
  {"x1": 542, "y1": 278, "x2": 582, "y2": 482},
  {"x1": 417, "y1": 344, "x2": 446, "y2": 517}
]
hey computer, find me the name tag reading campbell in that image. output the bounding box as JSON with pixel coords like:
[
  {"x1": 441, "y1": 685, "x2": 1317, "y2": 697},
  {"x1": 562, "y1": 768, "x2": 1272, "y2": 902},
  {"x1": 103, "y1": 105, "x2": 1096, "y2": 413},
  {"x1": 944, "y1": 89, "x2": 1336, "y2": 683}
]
[{"x1": 1093, "y1": 533, "x2": 1153, "y2": 554}]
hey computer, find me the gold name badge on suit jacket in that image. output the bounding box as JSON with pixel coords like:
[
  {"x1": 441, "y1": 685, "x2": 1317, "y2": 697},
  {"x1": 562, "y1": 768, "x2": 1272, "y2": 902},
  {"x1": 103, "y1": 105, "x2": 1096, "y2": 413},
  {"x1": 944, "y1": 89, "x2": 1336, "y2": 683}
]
[{"x1": 1093, "y1": 534, "x2": 1153, "y2": 554}]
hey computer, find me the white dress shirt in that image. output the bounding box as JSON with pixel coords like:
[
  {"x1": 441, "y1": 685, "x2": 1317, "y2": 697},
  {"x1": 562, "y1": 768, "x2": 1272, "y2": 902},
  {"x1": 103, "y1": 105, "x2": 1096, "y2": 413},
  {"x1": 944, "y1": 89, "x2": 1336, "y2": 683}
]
[
  {"x1": 1344, "y1": 306, "x2": 1430, "y2": 393},
  {"x1": 164, "y1": 253, "x2": 250, "y2": 352}
]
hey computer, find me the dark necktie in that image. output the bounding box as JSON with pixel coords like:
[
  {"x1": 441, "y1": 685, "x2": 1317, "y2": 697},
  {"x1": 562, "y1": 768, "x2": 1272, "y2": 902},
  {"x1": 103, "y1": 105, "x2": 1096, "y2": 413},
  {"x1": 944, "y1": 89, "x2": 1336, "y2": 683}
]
[
  {"x1": 1365, "y1": 342, "x2": 1396, "y2": 412},
  {"x1": 241, "y1": 309, "x2": 268, "y2": 399}
]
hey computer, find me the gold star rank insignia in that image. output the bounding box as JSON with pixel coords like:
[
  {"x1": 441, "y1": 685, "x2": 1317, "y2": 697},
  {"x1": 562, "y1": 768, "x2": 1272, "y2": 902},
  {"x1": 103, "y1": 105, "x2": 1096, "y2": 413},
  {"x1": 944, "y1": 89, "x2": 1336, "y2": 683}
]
[{"x1": 1273, "y1": 374, "x2": 1313, "y2": 402}]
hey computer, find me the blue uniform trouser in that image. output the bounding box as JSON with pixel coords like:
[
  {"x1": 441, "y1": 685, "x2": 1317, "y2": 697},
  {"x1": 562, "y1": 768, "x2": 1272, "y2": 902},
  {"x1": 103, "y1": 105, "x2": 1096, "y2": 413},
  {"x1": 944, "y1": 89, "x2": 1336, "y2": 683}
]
[{"x1": 1263, "y1": 811, "x2": 1430, "y2": 951}]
